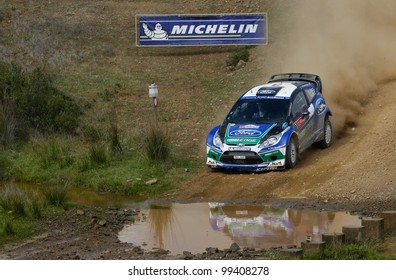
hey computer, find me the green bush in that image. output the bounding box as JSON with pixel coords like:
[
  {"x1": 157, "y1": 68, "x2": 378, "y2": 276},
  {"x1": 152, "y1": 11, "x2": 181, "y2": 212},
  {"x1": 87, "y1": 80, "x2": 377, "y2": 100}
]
[
  {"x1": 3, "y1": 219, "x2": 15, "y2": 235},
  {"x1": 43, "y1": 185, "x2": 69, "y2": 208},
  {"x1": 109, "y1": 124, "x2": 122, "y2": 155},
  {"x1": 34, "y1": 137, "x2": 74, "y2": 168},
  {"x1": 0, "y1": 93, "x2": 17, "y2": 146},
  {"x1": 226, "y1": 48, "x2": 250, "y2": 69},
  {"x1": 81, "y1": 125, "x2": 102, "y2": 143},
  {"x1": 0, "y1": 153, "x2": 11, "y2": 180},
  {"x1": 0, "y1": 63, "x2": 27, "y2": 146},
  {"x1": 30, "y1": 199, "x2": 42, "y2": 219},
  {"x1": 0, "y1": 62, "x2": 81, "y2": 138},
  {"x1": 0, "y1": 185, "x2": 28, "y2": 216},
  {"x1": 303, "y1": 242, "x2": 382, "y2": 260},
  {"x1": 143, "y1": 127, "x2": 170, "y2": 162},
  {"x1": 89, "y1": 144, "x2": 108, "y2": 165}
]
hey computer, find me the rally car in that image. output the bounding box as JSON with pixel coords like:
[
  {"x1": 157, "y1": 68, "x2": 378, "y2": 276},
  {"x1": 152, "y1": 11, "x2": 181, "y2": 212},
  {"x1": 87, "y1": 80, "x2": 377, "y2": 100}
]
[{"x1": 206, "y1": 73, "x2": 332, "y2": 171}]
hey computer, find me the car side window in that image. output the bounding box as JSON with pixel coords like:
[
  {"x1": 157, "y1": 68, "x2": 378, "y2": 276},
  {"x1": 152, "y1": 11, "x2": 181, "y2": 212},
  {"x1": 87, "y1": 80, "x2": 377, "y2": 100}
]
[
  {"x1": 291, "y1": 91, "x2": 309, "y2": 120},
  {"x1": 303, "y1": 85, "x2": 316, "y2": 103}
]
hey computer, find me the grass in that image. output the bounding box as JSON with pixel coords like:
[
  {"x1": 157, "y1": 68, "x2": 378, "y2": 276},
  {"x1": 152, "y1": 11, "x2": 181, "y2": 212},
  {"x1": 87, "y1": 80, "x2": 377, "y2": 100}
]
[
  {"x1": 0, "y1": 128, "x2": 195, "y2": 198},
  {"x1": 264, "y1": 240, "x2": 394, "y2": 260},
  {"x1": 143, "y1": 126, "x2": 170, "y2": 162},
  {"x1": 0, "y1": 184, "x2": 51, "y2": 244},
  {"x1": 0, "y1": 216, "x2": 35, "y2": 243},
  {"x1": 88, "y1": 144, "x2": 109, "y2": 166},
  {"x1": 303, "y1": 242, "x2": 385, "y2": 260},
  {"x1": 0, "y1": 184, "x2": 28, "y2": 216},
  {"x1": 43, "y1": 185, "x2": 69, "y2": 208}
]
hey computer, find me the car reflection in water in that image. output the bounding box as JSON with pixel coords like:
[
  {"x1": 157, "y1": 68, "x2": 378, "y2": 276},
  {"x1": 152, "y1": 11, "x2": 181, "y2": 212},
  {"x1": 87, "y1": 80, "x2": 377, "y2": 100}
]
[
  {"x1": 118, "y1": 202, "x2": 361, "y2": 254},
  {"x1": 208, "y1": 203, "x2": 358, "y2": 249}
]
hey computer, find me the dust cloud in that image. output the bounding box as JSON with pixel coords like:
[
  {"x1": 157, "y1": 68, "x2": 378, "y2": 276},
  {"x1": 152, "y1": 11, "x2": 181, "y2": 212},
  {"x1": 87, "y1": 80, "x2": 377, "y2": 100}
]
[{"x1": 273, "y1": 0, "x2": 396, "y2": 132}]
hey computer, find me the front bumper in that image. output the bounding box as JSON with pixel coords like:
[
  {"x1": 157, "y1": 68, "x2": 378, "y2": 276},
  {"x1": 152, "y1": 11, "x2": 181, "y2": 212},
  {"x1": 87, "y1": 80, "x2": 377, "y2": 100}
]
[{"x1": 206, "y1": 145, "x2": 286, "y2": 171}]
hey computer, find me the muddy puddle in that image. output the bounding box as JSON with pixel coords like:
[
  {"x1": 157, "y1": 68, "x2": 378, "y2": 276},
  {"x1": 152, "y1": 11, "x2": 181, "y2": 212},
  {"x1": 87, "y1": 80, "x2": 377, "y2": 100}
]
[
  {"x1": 118, "y1": 202, "x2": 361, "y2": 255},
  {"x1": 1, "y1": 182, "x2": 362, "y2": 255}
]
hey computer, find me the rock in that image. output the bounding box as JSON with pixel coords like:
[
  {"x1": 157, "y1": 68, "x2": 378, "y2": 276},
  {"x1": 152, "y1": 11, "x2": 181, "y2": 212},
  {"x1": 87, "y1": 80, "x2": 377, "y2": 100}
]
[
  {"x1": 183, "y1": 251, "x2": 194, "y2": 260},
  {"x1": 230, "y1": 242, "x2": 241, "y2": 252},
  {"x1": 76, "y1": 209, "x2": 85, "y2": 216},
  {"x1": 155, "y1": 248, "x2": 169, "y2": 255},
  {"x1": 235, "y1": 60, "x2": 246, "y2": 70},
  {"x1": 97, "y1": 220, "x2": 107, "y2": 227},
  {"x1": 205, "y1": 247, "x2": 218, "y2": 254},
  {"x1": 145, "y1": 178, "x2": 158, "y2": 185}
]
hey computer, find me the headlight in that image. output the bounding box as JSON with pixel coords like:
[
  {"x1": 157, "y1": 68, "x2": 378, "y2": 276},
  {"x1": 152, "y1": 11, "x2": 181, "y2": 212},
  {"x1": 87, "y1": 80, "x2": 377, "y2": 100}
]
[
  {"x1": 214, "y1": 133, "x2": 223, "y2": 147},
  {"x1": 259, "y1": 133, "x2": 281, "y2": 148}
]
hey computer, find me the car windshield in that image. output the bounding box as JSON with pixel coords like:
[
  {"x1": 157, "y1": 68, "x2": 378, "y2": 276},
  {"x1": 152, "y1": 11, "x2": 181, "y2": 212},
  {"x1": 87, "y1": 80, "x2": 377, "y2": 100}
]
[{"x1": 225, "y1": 98, "x2": 290, "y2": 124}]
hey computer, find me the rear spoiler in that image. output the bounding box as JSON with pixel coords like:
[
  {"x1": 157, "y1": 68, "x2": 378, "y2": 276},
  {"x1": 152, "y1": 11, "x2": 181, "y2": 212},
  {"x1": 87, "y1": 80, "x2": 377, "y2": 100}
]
[{"x1": 268, "y1": 73, "x2": 323, "y2": 94}]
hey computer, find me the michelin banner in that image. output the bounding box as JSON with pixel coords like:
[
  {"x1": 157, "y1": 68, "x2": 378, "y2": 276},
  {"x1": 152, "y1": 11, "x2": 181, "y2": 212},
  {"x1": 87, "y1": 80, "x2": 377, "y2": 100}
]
[{"x1": 136, "y1": 14, "x2": 267, "y2": 46}]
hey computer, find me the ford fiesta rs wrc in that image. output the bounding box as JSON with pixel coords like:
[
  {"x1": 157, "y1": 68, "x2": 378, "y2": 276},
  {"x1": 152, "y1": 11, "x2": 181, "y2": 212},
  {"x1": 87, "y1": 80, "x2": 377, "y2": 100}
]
[{"x1": 206, "y1": 73, "x2": 333, "y2": 171}]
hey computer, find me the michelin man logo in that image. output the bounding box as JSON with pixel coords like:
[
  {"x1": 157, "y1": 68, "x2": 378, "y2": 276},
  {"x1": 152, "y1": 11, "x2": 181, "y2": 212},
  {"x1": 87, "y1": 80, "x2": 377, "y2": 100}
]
[{"x1": 143, "y1": 23, "x2": 169, "y2": 40}]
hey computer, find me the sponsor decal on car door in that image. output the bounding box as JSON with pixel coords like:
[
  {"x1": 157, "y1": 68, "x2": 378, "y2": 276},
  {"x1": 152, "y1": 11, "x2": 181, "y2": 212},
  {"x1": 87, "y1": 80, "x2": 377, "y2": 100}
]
[{"x1": 295, "y1": 104, "x2": 315, "y2": 150}]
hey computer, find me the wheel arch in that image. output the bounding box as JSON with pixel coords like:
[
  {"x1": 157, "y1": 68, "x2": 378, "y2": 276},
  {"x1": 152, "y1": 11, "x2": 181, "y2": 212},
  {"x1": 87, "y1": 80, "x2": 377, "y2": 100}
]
[
  {"x1": 206, "y1": 125, "x2": 221, "y2": 144},
  {"x1": 288, "y1": 132, "x2": 299, "y2": 152}
]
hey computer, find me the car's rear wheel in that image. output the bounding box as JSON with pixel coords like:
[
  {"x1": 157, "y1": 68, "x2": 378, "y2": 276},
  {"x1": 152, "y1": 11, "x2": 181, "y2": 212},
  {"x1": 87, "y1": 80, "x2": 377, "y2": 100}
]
[
  {"x1": 316, "y1": 116, "x2": 333, "y2": 148},
  {"x1": 286, "y1": 137, "x2": 298, "y2": 169}
]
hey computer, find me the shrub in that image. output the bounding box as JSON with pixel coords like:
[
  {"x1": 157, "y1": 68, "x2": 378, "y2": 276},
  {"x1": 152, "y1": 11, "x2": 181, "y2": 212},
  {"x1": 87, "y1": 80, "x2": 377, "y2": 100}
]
[
  {"x1": 89, "y1": 144, "x2": 108, "y2": 165},
  {"x1": 0, "y1": 63, "x2": 27, "y2": 145},
  {"x1": 303, "y1": 242, "x2": 382, "y2": 260},
  {"x1": 226, "y1": 48, "x2": 250, "y2": 69},
  {"x1": 30, "y1": 199, "x2": 42, "y2": 219},
  {"x1": 143, "y1": 126, "x2": 170, "y2": 162},
  {"x1": 3, "y1": 220, "x2": 14, "y2": 235},
  {"x1": 47, "y1": 93, "x2": 81, "y2": 133},
  {"x1": 109, "y1": 124, "x2": 122, "y2": 155},
  {"x1": 81, "y1": 125, "x2": 102, "y2": 143},
  {"x1": 0, "y1": 62, "x2": 81, "y2": 136},
  {"x1": 0, "y1": 184, "x2": 28, "y2": 216},
  {"x1": 0, "y1": 153, "x2": 11, "y2": 180},
  {"x1": 36, "y1": 137, "x2": 74, "y2": 168},
  {"x1": 43, "y1": 185, "x2": 69, "y2": 208},
  {"x1": 0, "y1": 92, "x2": 17, "y2": 146}
]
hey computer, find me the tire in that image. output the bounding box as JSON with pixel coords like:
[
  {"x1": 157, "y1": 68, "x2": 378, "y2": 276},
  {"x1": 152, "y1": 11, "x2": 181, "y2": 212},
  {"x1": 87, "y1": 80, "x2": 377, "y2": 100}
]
[
  {"x1": 316, "y1": 116, "x2": 333, "y2": 148},
  {"x1": 285, "y1": 137, "x2": 298, "y2": 169}
]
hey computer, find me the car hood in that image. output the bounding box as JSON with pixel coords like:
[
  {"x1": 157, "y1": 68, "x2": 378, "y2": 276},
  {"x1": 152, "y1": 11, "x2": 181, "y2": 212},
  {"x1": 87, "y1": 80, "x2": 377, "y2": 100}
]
[{"x1": 224, "y1": 123, "x2": 277, "y2": 146}]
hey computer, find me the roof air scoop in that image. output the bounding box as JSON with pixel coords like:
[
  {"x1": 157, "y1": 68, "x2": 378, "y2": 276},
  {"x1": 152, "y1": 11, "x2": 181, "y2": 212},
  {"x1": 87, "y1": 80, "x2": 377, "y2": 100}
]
[{"x1": 256, "y1": 87, "x2": 281, "y2": 95}]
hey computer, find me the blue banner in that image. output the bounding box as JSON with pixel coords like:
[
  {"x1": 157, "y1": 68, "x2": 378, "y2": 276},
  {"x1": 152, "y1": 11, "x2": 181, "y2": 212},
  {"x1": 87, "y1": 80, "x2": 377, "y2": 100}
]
[{"x1": 136, "y1": 14, "x2": 267, "y2": 46}]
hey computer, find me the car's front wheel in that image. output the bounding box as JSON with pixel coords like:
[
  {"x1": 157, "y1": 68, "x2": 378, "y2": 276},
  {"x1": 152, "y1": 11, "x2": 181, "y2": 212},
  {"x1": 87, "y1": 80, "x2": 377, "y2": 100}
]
[{"x1": 285, "y1": 137, "x2": 298, "y2": 169}]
